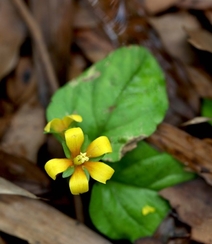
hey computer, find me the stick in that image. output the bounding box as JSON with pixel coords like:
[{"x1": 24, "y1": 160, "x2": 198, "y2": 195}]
[{"x1": 11, "y1": 0, "x2": 59, "y2": 93}]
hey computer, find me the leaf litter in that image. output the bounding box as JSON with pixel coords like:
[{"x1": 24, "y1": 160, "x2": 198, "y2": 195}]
[{"x1": 1, "y1": 0, "x2": 212, "y2": 243}]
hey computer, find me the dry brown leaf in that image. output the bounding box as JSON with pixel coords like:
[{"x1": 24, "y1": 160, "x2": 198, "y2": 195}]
[
  {"x1": 0, "y1": 0, "x2": 26, "y2": 80},
  {"x1": 181, "y1": 117, "x2": 212, "y2": 126},
  {"x1": 68, "y1": 52, "x2": 87, "y2": 80},
  {"x1": 177, "y1": 0, "x2": 212, "y2": 9},
  {"x1": 0, "y1": 177, "x2": 37, "y2": 199},
  {"x1": 73, "y1": 0, "x2": 98, "y2": 28},
  {"x1": 204, "y1": 10, "x2": 212, "y2": 25},
  {"x1": 0, "y1": 116, "x2": 12, "y2": 140},
  {"x1": 186, "y1": 28, "x2": 212, "y2": 53},
  {"x1": 74, "y1": 28, "x2": 114, "y2": 62},
  {"x1": 0, "y1": 149, "x2": 50, "y2": 195},
  {"x1": 147, "y1": 123, "x2": 212, "y2": 184},
  {"x1": 160, "y1": 178, "x2": 212, "y2": 243},
  {"x1": 30, "y1": 0, "x2": 73, "y2": 85},
  {"x1": 185, "y1": 65, "x2": 212, "y2": 98},
  {"x1": 0, "y1": 236, "x2": 6, "y2": 244},
  {"x1": 0, "y1": 101, "x2": 45, "y2": 162},
  {"x1": 6, "y1": 57, "x2": 37, "y2": 107},
  {"x1": 148, "y1": 12, "x2": 200, "y2": 64},
  {"x1": 135, "y1": 237, "x2": 162, "y2": 244},
  {"x1": 0, "y1": 195, "x2": 112, "y2": 244},
  {"x1": 143, "y1": 0, "x2": 178, "y2": 14}
]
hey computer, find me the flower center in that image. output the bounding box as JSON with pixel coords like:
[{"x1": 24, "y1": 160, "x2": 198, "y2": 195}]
[{"x1": 73, "y1": 152, "x2": 89, "y2": 165}]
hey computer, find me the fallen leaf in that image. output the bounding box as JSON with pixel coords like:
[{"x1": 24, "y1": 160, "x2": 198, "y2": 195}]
[
  {"x1": 74, "y1": 28, "x2": 114, "y2": 62},
  {"x1": 185, "y1": 65, "x2": 212, "y2": 99},
  {"x1": 135, "y1": 237, "x2": 162, "y2": 244},
  {"x1": 30, "y1": 0, "x2": 73, "y2": 85},
  {"x1": 6, "y1": 57, "x2": 37, "y2": 107},
  {"x1": 204, "y1": 10, "x2": 212, "y2": 25},
  {"x1": 181, "y1": 117, "x2": 212, "y2": 126},
  {"x1": 0, "y1": 195, "x2": 112, "y2": 244},
  {"x1": 177, "y1": 0, "x2": 212, "y2": 9},
  {"x1": 135, "y1": 214, "x2": 190, "y2": 243},
  {"x1": 148, "y1": 12, "x2": 200, "y2": 64},
  {"x1": 0, "y1": 236, "x2": 6, "y2": 244},
  {"x1": 0, "y1": 101, "x2": 45, "y2": 162},
  {"x1": 0, "y1": 149, "x2": 50, "y2": 195},
  {"x1": 0, "y1": 116, "x2": 12, "y2": 140},
  {"x1": 160, "y1": 178, "x2": 212, "y2": 243},
  {"x1": 68, "y1": 52, "x2": 87, "y2": 80},
  {"x1": 186, "y1": 28, "x2": 212, "y2": 53},
  {"x1": 143, "y1": 0, "x2": 178, "y2": 14},
  {"x1": 0, "y1": 0, "x2": 26, "y2": 80},
  {"x1": 147, "y1": 123, "x2": 212, "y2": 184},
  {"x1": 0, "y1": 177, "x2": 37, "y2": 199},
  {"x1": 73, "y1": 0, "x2": 98, "y2": 28}
]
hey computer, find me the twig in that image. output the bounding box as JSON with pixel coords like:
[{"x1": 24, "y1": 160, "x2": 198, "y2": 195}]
[{"x1": 11, "y1": 0, "x2": 59, "y2": 93}]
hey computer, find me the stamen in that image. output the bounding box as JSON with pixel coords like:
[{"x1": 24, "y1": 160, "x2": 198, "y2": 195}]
[{"x1": 74, "y1": 152, "x2": 89, "y2": 165}]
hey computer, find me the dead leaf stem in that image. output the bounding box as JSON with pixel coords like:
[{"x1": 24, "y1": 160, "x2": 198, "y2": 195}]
[{"x1": 10, "y1": 0, "x2": 59, "y2": 93}]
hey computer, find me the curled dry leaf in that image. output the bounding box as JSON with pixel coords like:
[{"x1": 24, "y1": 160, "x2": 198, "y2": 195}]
[
  {"x1": 0, "y1": 195, "x2": 112, "y2": 244},
  {"x1": 160, "y1": 178, "x2": 212, "y2": 243},
  {"x1": 181, "y1": 116, "x2": 212, "y2": 126},
  {"x1": 148, "y1": 12, "x2": 200, "y2": 64},
  {"x1": 0, "y1": 0, "x2": 26, "y2": 80},
  {"x1": 147, "y1": 123, "x2": 212, "y2": 184},
  {"x1": 0, "y1": 177, "x2": 37, "y2": 199},
  {"x1": 186, "y1": 28, "x2": 212, "y2": 53}
]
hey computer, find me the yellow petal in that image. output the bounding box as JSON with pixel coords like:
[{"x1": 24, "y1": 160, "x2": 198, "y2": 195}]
[
  {"x1": 86, "y1": 136, "x2": 112, "y2": 158},
  {"x1": 62, "y1": 114, "x2": 83, "y2": 128},
  {"x1": 65, "y1": 127, "x2": 84, "y2": 157},
  {"x1": 84, "y1": 162, "x2": 114, "y2": 183},
  {"x1": 44, "y1": 115, "x2": 82, "y2": 133},
  {"x1": 69, "y1": 166, "x2": 89, "y2": 195},
  {"x1": 44, "y1": 118, "x2": 64, "y2": 133},
  {"x1": 44, "y1": 159, "x2": 72, "y2": 180},
  {"x1": 67, "y1": 114, "x2": 82, "y2": 122}
]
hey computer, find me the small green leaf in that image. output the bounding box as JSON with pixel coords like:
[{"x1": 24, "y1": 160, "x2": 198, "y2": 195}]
[
  {"x1": 46, "y1": 45, "x2": 168, "y2": 162},
  {"x1": 62, "y1": 166, "x2": 74, "y2": 178},
  {"x1": 89, "y1": 141, "x2": 195, "y2": 242},
  {"x1": 89, "y1": 181, "x2": 169, "y2": 242}
]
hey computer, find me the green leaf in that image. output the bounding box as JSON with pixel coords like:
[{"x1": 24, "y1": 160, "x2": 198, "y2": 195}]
[
  {"x1": 89, "y1": 141, "x2": 195, "y2": 242},
  {"x1": 201, "y1": 98, "x2": 212, "y2": 125},
  {"x1": 111, "y1": 141, "x2": 195, "y2": 191},
  {"x1": 89, "y1": 182, "x2": 169, "y2": 242},
  {"x1": 46, "y1": 45, "x2": 168, "y2": 162}
]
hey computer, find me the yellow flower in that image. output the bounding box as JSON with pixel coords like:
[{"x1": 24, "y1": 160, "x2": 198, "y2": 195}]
[
  {"x1": 44, "y1": 114, "x2": 82, "y2": 135},
  {"x1": 141, "y1": 205, "x2": 155, "y2": 216},
  {"x1": 45, "y1": 127, "x2": 114, "y2": 195}
]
